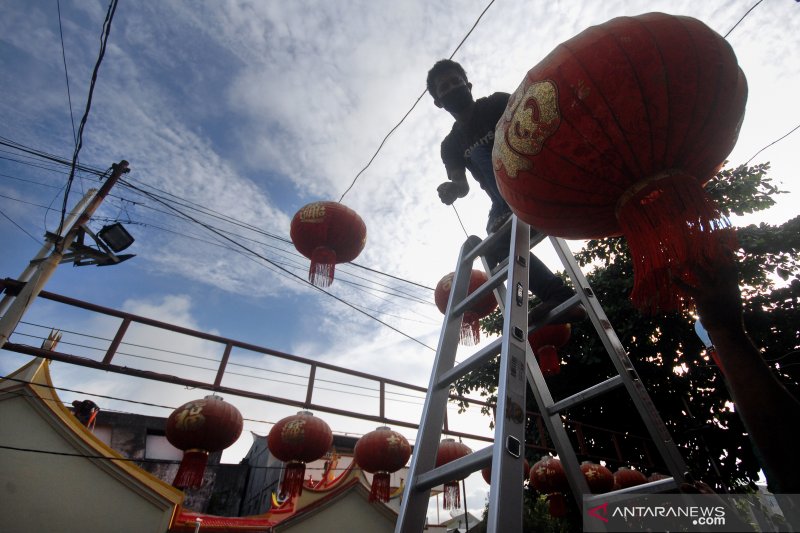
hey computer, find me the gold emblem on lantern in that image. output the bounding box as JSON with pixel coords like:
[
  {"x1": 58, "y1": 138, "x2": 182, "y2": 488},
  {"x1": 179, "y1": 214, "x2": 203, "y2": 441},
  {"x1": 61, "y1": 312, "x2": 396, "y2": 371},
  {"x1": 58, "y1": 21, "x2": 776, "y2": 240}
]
[
  {"x1": 175, "y1": 401, "x2": 206, "y2": 430},
  {"x1": 299, "y1": 202, "x2": 326, "y2": 223},
  {"x1": 494, "y1": 79, "x2": 561, "y2": 179},
  {"x1": 281, "y1": 419, "x2": 307, "y2": 443}
]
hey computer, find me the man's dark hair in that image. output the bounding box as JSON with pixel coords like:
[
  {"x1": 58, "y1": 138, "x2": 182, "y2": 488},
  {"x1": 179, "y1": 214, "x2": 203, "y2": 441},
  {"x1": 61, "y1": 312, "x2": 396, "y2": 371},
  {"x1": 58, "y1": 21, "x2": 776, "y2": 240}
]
[{"x1": 426, "y1": 59, "x2": 469, "y2": 99}]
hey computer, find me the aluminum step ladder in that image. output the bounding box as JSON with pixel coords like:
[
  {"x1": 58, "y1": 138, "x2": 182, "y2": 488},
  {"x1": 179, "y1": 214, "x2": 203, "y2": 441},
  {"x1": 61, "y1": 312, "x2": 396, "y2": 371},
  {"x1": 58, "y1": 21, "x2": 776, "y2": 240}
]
[{"x1": 395, "y1": 215, "x2": 688, "y2": 533}]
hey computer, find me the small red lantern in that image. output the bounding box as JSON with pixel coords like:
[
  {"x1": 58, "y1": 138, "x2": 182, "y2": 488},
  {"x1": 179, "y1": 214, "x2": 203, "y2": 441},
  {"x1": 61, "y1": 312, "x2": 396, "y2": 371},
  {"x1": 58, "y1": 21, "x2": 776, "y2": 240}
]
[
  {"x1": 165, "y1": 395, "x2": 243, "y2": 489},
  {"x1": 481, "y1": 458, "x2": 530, "y2": 485},
  {"x1": 290, "y1": 201, "x2": 367, "y2": 287},
  {"x1": 268, "y1": 411, "x2": 333, "y2": 498},
  {"x1": 529, "y1": 455, "x2": 569, "y2": 494},
  {"x1": 648, "y1": 472, "x2": 669, "y2": 483},
  {"x1": 493, "y1": 13, "x2": 746, "y2": 312},
  {"x1": 528, "y1": 323, "x2": 571, "y2": 376},
  {"x1": 580, "y1": 461, "x2": 614, "y2": 494},
  {"x1": 434, "y1": 270, "x2": 497, "y2": 345},
  {"x1": 613, "y1": 467, "x2": 648, "y2": 490},
  {"x1": 435, "y1": 439, "x2": 472, "y2": 509},
  {"x1": 354, "y1": 426, "x2": 412, "y2": 502}
]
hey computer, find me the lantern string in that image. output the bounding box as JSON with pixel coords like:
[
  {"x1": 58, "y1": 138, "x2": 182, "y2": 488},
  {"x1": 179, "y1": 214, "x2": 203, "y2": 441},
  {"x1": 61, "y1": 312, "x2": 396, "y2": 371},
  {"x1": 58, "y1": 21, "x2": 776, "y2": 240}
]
[
  {"x1": 745, "y1": 123, "x2": 800, "y2": 165},
  {"x1": 337, "y1": 0, "x2": 497, "y2": 202},
  {"x1": 723, "y1": 0, "x2": 764, "y2": 38},
  {"x1": 451, "y1": 205, "x2": 470, "y2": 238}
]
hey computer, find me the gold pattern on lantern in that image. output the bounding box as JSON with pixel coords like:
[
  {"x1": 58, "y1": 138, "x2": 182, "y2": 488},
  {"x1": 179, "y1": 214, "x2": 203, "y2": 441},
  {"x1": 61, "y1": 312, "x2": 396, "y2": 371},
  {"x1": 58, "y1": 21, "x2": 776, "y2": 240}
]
[
  {"x1": 386, "y1": 434, "x2": 401, "y2": 450},
  {"x1": 175, "y1": 401, "x2": 206, "y2": 430},
  {"x1": 281, "y1": 419, "x2": 307, "y2": 443},
  {"x1": 299, "y1": 202, "x2": 326, "y2": 223},
  {"x1": 494, "y1": 79, "x2": 561, "y2": 179}
]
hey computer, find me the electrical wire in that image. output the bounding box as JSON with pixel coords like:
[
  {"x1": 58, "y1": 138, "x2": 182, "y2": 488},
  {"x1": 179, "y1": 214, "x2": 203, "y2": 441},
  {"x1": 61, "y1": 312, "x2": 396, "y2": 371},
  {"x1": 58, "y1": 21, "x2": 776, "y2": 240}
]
[
  {"x1": 337, "y1": 0, "x2": 497, "y2": 201},
  {"x1": 56, "y1": 0, "x2": 77, "y2": 146},
  {"x1": 119, "y1": 179, "x2": 436, "y2": 350},
  {"x1": 56, "y1": 0, "x2": 119, "y2": 236},
  {"x1": 0, "y1": 207, "x2": 42, "y2": 244}
]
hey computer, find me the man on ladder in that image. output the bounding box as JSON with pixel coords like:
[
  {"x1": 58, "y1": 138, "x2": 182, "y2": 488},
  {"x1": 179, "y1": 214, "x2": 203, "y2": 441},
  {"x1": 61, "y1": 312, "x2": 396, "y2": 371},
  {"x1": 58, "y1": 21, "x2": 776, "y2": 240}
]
[{"x1": 426, "y1": 59, "x2": 585, "y2": 323}]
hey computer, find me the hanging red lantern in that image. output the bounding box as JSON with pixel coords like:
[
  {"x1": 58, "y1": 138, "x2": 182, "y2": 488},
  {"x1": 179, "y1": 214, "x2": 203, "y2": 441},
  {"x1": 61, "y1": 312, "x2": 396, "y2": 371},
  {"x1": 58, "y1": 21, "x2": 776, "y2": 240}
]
[
  {"x1": 481, "y1": 458, "x2": 530, "y2": 485},
  {"x1": 546, "y1": 492, "x2": 568, "y2": 518},
  {"x1": 493, "y1": 12, "x2": 746, "y2": 312},
  {"x1": 613, "y1": 467, "x2": 648, "y2": 490},
  {"x1": 528, "y1": 323, "x2": 571, "y2": 376},
  {"x1": 290, "y1": 201, "x2": 367, "y2": 287},
  {"x1": 434, "y1": 270, "x2": 497, "y2": 345},
  {"x1": 353, "y1": 426, "x2": 412, "y2": 502},
  {"x1": 435, "y1": 439, "x2": 472, "y2": 509},
  {"x1": 165, "y1": 395, "x2": 243, "y2": 489},
  {"x1": 580, "y1": 462, "x2": 614, "y2": 494},
  {"x1": 268, "y1": 411, "x2": 333, "y2": 498},
  {"x1": 529, "y1": 455, "x2": 569, "y2": 494}
]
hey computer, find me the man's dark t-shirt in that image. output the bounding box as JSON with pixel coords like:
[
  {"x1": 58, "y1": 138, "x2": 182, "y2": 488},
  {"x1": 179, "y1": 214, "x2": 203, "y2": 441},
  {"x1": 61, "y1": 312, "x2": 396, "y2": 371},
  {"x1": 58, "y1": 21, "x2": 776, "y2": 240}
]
[
  {"x1": 441, "y1": 92, "x2": 508, "y2": 176},
  {"x1": 440, "y1": 92, "x2": 509, "y2": 211}
]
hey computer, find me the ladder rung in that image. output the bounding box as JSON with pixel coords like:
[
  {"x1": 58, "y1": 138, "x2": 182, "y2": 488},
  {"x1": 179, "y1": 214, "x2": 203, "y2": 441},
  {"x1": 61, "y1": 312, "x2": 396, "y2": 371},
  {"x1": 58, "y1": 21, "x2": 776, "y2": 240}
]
[
  {"x1": 462, "y1": 223, "x2": 511, "y2": 265},
  {"x1": 489, "y1": 231, "x2": 547, "y2": 276},
  {"x1": 584, "y1": 477, "x2": 680, "y2": 506},
  {"x1": 546, "y1": 375, "x2": 624, "y2": 415},
  {"x1": 436, "y1": 338, "x2": 503, "y2": 389},
  {"x1": 414, "y1": 445, "x2": 493, "y2": 493},
  {"x1": 451, "y1": 264, "x2": 508, "y2": 317},
  {"x1": 528, "y1": 293, "x2": 582, "y2": 330}
]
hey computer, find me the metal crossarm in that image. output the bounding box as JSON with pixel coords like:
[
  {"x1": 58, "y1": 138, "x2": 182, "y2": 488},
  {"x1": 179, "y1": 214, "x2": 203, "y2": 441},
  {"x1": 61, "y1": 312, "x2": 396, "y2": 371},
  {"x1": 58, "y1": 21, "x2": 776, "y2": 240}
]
[{"x1": 395, "y1": 215, "x2": 688, "y2": 533}]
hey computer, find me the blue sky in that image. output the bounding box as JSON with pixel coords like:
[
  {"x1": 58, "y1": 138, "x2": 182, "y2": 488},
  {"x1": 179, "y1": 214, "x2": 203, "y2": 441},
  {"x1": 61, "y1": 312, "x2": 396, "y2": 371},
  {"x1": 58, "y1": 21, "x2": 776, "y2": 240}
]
[{"x1": 1, "y1": 0, "x2": 798, "y2": 520}]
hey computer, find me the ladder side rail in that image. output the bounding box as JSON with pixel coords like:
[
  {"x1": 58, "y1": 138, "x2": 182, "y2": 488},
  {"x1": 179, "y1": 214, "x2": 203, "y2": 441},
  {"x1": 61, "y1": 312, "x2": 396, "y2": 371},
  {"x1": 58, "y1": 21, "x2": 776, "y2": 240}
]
[
  {"x1": 394, "y1": 235, "x2": 483, "y2": 533},
  {"x1": 485, "y1": 217, "x2": 531, "y2": 533},
  {"x1": 523, "y1": 337, "x2": 592, "y2": 502},
  {"x1": 549, "y1": 237, "x2": 688, "y2": 481},
  {"x1": 480, "y1": 226, "x2": 591, "y2": 506}
]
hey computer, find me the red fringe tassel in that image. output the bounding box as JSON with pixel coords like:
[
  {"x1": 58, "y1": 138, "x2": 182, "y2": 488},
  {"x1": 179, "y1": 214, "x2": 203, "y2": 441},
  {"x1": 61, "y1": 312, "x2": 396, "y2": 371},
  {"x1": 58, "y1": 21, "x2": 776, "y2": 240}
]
[
  {"x1": 459, "y1": 312, "x2": 481, "y2": 346},
  {"x1": 547, "y1": 492, "x2": 567, "y2": 517},
  {"x1": 443, "y1": 481, "x2": 461, "y2": 510},
  {"x1": 309, "y1": 247, "x2": 337, "y2": 287},
  {"x1": 616, "y1": 172, "x2": 737, "y2": 313},
  {"x1": 281, "y1": 461, "x2": 307, "y2": 498},
  {"x1": 369, "y1": 472, "x2": 391, "y2": 503},
  {"x1": 173, "y1": 449, "x2": 209, "y2": 489}
]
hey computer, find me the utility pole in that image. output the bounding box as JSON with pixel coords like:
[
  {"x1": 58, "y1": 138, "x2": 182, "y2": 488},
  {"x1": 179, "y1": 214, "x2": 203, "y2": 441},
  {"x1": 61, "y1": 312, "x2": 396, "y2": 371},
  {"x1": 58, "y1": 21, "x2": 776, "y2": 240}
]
[{"x1": 0, "y1": 160, "x2": 130, "y2": 349}]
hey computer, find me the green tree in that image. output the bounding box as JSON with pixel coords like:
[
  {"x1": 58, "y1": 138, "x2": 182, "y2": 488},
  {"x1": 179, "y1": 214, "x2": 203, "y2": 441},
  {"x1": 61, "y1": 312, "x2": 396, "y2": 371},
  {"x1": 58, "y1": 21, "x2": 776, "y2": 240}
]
[{"x1": 454, "y1": 163, "x2": 799, "y2": 504}]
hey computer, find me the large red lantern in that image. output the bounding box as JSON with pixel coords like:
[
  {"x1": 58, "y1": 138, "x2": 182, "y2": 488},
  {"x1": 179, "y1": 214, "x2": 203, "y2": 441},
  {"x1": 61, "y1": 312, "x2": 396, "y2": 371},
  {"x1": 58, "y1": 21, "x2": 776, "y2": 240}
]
[
  {"x1": 435, "y1": 439, "x2": 472, "y2": 509},
  {"x1": 165, "y1": 395, "x2": 243, "y2": 489},
  {"x1": 580, "y1": 462, "x2": 614, "y2": 494},
  {"x1": 529, "y1": 455, "x2": 569, "y2": 494},
  {"x1": 528, "y1": 323, "x2": 571, "y2": 376},
  {"x1": 353, "y1": 426, "x2": 412, "y2": 502},
  {"x1": 434, "y1": 270, "x2": 498, "y2": 345},
  {"x1": 613, "y1": 467, "x2": 648, "y2": 490},
  {"x1": 290, "y1": 201, "x2": 367, "y2": 287},
  {"x1": 268, "y1": 411, "x2": 333, "y2": 497},
  {"x1": 493, "y1": 13, "x2": 746, "y2": 312}
]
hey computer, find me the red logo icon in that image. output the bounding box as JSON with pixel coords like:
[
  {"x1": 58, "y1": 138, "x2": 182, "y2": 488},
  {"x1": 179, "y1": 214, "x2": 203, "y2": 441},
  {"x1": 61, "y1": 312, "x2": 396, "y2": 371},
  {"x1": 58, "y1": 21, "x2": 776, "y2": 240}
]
[{"x1": 588, "y1": 502, "x2": 609, "y2": 523}]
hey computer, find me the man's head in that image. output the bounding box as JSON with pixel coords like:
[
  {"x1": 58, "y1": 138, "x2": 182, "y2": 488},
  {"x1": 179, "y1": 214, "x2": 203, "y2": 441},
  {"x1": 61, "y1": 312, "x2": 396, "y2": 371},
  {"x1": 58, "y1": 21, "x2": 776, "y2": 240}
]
[{"x1": 426, "y1": 59, "x2": 473, "y2": 114}]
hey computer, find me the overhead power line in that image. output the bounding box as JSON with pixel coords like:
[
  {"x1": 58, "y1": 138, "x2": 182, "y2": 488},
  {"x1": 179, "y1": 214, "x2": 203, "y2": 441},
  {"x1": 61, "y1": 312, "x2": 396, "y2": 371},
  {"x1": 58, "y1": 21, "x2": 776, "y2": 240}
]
[
  {"x1": 337, "y1": 0, "x2": 497, "y2": 201},
  {"x1": 56, "y1": 0, "x2": 120, "y2": 235},
  {"x1": 118, "y1": 178, "x2": 436, "y2": 351}
]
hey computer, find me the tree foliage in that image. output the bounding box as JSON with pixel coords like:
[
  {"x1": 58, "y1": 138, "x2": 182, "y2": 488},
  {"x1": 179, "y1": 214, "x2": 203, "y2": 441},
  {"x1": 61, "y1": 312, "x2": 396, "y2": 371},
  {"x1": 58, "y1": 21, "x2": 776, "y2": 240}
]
[{"x1": 453, "y1": 163, "x2": 800, "y2": 499}]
